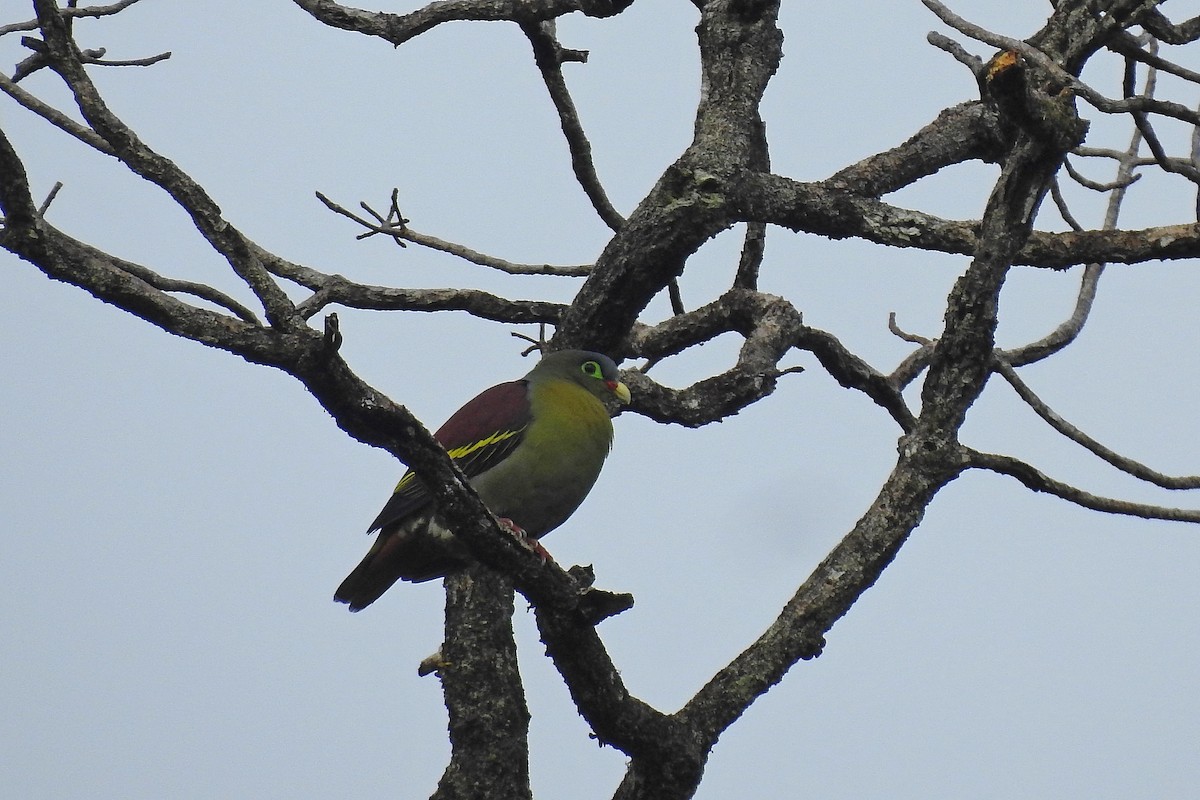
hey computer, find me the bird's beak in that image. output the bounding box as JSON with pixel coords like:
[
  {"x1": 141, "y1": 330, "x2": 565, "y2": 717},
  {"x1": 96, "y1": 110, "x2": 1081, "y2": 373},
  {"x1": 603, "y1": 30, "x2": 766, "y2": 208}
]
[{"x1": 607, "y1": 379, "x2": 631, "y2": 405}]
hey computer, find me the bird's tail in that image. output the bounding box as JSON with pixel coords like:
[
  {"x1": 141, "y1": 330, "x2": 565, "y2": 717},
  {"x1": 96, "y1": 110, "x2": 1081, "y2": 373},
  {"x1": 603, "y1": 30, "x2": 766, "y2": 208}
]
[
  {"x1": 334, "y1": 526, "x2": 465, "y2": 611},
  {"x1": 333, "y1": 541, "x2": 403, "y2": 612}
]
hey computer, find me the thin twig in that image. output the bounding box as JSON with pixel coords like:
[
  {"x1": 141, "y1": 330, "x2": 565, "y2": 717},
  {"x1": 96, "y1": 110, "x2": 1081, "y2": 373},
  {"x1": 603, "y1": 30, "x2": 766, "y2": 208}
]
[
  {"x1": 37, "y1": 181, "x2": 63, "y2": 215},
  {"x1": 13, "y1": 40, "x2": 169, "y2": 80},
  {"x1": 117, "y1": 260, "x2": 261, "y2": 324},
  {"x1": 887, "y1": 312, "x2": 932, "y2": 345},
  {"x1": 1050, "y1": 178, "x2": 1084, "y2": 230},
  {"x1": 1063, "y1": 158, "x2": 1139, "y2": 192},
  {"x1": 993, "y1": 361, "x2": 1200, "y2": 489},
  {"x1": 404, "y1": 228, "x2": 591, "y2": 277},
  {"x1": 884, "y1": 306, "x2": 935, "y2": 397},
  {"x1": 1003, "y1": 63, "x2": 1149, "y2": 367},
  {"x1": 314, "y1": 191, "x2": 591, "y2": 276},
  {"x1": 1073, "y1": 146, "x2": 1193, "y2": 172},
  {"x1": 522, "y1": 21, "x2": 624, "y2": 232},
  {"x1": 0, "y1": 71, "x2": 115, "y2": 154},
  {"x1": 82, "y1": 50, "x2": 172, "y2": 67},
  {"x1": 967, "y1": 449, "x2": 1200, "y2": 522},
  {"x1": 926, "y1": 30, "x2": 984, "y2": 79},
  {"x1": 1123, "y1": 46, "x2": 1200, "y2": 184}
]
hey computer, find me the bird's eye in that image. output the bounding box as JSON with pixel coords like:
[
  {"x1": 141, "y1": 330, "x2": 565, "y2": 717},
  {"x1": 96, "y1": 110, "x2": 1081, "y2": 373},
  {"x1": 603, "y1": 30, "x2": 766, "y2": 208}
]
[{"x1": 581, "y1": 360, "x2": 602, "y2": 378}]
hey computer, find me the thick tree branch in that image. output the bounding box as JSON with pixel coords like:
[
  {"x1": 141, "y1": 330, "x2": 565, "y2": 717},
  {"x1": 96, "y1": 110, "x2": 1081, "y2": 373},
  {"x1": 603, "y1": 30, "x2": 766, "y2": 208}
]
[
  {"x1": 0, "y1": 125, "x2": 40, "y2": 230},
  {"x1": 291, "y1": 0, "x2": 635, "y2": 47},
  {"x1": 677, "y1": 35, "x2": 1093, "y2": 762},
  {"x1": 736, "y1": 170, "x2": 1200, "y2": 267},
  {"x1": 433, "y1": 567, "x2": 531, "y2": 800},
  {"x1": 294, "y1": 275, "x2": 567, "y2": 324},
  {"x1": 535, "y1": 603, "x2": 686, "y2": 764},
  {"x1": 1140, "y1": 8, "x2": 1200, "y2": 45},
  {"x1": 679, "y1": 435, "x2": 969, "y2": 746},
  {"x1": 824, "y1": 102, "x2": 1004, "y2": 196},
  {"x1": 553, "y1": 0, "x2": 783, "y2": 356}
]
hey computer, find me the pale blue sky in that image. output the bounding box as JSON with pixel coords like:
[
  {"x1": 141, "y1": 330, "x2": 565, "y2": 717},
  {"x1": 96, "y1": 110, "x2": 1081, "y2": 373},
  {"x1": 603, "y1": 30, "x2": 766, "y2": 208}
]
[{"x1": 4, "y1": 2, "x2": 1200, "y2": 798}]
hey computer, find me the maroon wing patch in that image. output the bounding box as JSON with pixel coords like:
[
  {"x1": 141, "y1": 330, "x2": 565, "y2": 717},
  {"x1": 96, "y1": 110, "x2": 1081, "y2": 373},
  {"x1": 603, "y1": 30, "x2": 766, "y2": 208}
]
[{"x1": 367, "y1": 380, "x2": 531, "y2": 532}]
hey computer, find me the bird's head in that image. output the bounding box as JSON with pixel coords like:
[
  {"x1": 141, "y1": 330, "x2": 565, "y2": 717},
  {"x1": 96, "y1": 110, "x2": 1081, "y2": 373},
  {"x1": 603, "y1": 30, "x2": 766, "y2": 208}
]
[{"x1": 529, "y1": 349, "x2": 631, "y2": 407}]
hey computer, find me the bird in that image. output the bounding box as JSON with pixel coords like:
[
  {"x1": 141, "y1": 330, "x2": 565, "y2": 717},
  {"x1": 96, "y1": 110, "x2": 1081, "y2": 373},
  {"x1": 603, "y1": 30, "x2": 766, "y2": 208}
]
[{"x1": 334, "y1": 349, "x2": 631, "y2": 611}]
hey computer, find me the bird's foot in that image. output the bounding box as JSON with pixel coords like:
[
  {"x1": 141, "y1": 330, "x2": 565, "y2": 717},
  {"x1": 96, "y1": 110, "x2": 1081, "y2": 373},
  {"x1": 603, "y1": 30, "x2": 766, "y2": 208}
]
[{"x1": 497, "y1": 517, "x2": 552, "y2": 563}]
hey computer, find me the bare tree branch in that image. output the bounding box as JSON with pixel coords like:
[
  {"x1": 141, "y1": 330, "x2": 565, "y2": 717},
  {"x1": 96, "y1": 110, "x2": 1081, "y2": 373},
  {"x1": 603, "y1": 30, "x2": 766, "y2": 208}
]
[
  {"x1": 824, "y1": 102, "x2": 1003, "y2": 196},
  {"x1": 967, "y1": 449, "x2": 1200, "y2": 522},
  {"x1": 737, "y1": 169, "x2": 1200, "y2": 268},
  {"x1": 924, "y1": 0, "x2": 1200, "y2": 123},
  {"x1": 926, "y1": 30, "x2": 984, "y2": 78},
  {"x1": 433, "y1": 567, "x2": 531, "y2": 800},
  {"x1": 1075, "y1": 145, "x2": 1194, "y2": 173},
  {"x1": 522, "y1": 21, "x2": 625, "y2": 231},
  {"x1": 1140, "y1": 8, "x2": 1200, "y2": 45},
  {"x1": 678, "y1": 433, "x2": 969, "y2": 750},
  {"x1": 295, "y1": 274, "x2": 566, "y2": 323},
  {"x1": 1062, "y1": 158, "x2": 1139, "y2": 192},
  {"x1": 0, "y1": 71, "x2": 115, "y2": 154},
  {"x1": 994, "y1": 361, "x2": 1200, "y2": 490},
  {"x1": 621, "y1": 289, "x2": 806, "y2": 426},
  {"x1": 315, "y1": 190, "x2": 592, "y2": 276},
  {"x1": 733, "y1": 108, "x2": 771, "y2": 289},
  {"x1": 80, "y1": 48, "x2": 171, "y2": 68},
  {"x1": 291, "y1": 0, "x2": 635, "y2": 47},
  {"x1": 1110, "y1": 28, "x2": 1200, "y2": 85},
  {"x1": 1005, "y1": 80, "x2": 1146, "y2": 368},
  {"x1": 32, "y1": 0, "x2": 298, "y2": 328},
  {"x1": 0, "y1": 0, "x2": 146, "y2": 37}
]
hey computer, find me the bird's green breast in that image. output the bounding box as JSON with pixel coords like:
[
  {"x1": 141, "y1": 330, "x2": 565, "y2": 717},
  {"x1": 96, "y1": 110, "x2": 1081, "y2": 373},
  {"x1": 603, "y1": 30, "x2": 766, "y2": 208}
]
[{"x1": 471, "y1": 378, "x2": 613, "y2": 537}]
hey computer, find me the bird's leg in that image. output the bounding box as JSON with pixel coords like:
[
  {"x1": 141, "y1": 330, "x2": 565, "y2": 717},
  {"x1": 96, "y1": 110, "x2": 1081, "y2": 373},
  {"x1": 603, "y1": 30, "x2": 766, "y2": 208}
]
[{"x1": 496, "y1": 517, "x2": 552, "y2": 564}]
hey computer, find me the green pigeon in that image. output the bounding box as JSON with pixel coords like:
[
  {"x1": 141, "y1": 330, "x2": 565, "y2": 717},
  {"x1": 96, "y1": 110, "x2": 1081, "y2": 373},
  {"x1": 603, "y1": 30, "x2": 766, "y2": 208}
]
[{"x1": 335, "y1": 349, "x2": 631, "y2": 611}]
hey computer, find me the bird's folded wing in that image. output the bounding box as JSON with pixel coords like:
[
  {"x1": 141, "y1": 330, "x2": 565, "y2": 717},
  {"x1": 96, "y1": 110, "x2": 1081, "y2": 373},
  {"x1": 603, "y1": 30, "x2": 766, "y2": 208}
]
[{"x1": 366, "y1": 380, "x2": 531, "y2": 532}]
